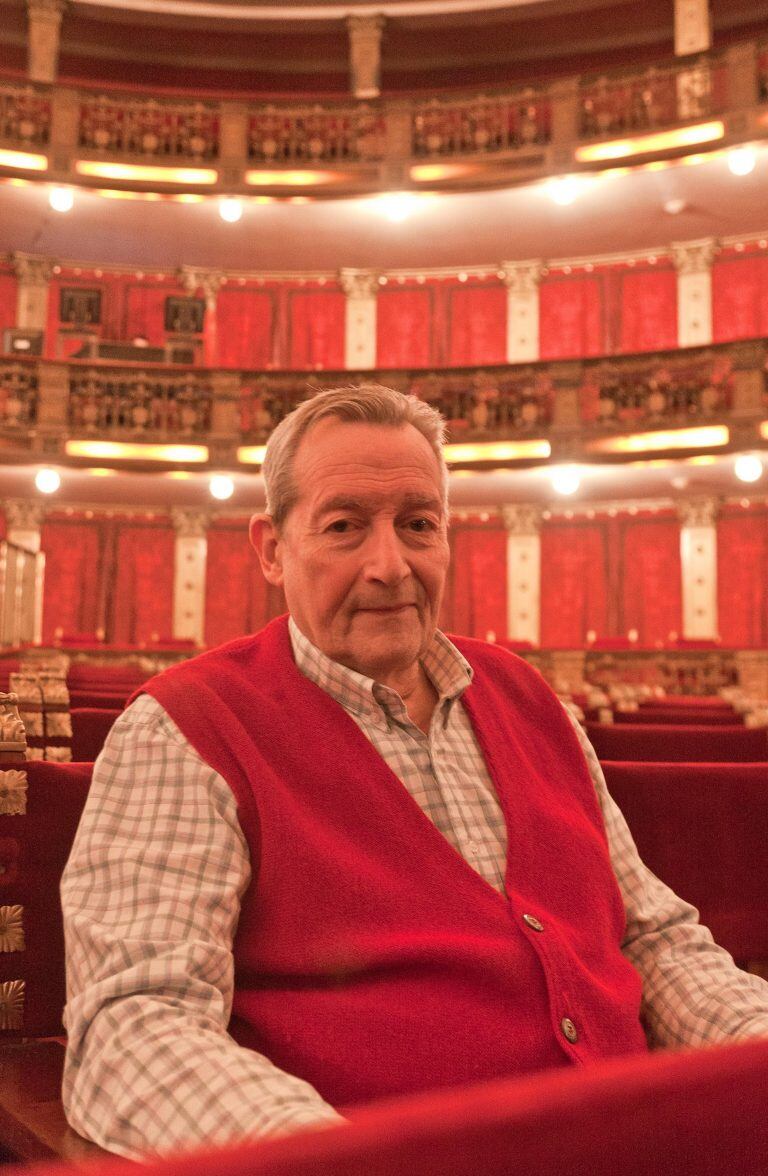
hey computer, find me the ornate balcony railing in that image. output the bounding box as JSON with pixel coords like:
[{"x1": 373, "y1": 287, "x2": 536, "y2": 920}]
[
  {"x1": 247, "y1": 103, "x2": 386, "y2": 164},
  {"x1": 68, "y1": 367, "x2": 213, "y2": 438},
  {"x1": 78, "y1": 95, "x2": 220, "y2": 162},
  {"x1": 0, "y1": 37, "x2": 763, "y2": 196},
  {"x1": 2, "y1": 337, "x2": 765, "y2": 462},
  {"x1": 0, "y1": 82, "x2": 51, "y2": 149}
]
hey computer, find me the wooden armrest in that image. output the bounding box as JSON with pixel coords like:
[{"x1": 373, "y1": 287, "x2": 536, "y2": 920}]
[{"x1": 0, "y1": 1039, "x2": 109, "y2": 1163}]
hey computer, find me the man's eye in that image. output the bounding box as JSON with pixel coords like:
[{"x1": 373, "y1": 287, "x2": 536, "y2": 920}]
[
  {"x1": 327, "y1": 519, "x2": 352, "y2": 533},
  {"x1": 408, "y1": 517, "x2": 434, "y2": 532}
]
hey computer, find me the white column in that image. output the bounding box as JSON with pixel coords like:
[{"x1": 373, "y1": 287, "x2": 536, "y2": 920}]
[
  {"x1": 179, "y1": 266, "x2": 224, "y2": 365},
  {"x1": 502, "y1": 506, "x2": 541, "y2": 646},
  {"x1": 27, "y1": 0, "x2": 67, "y2": 84},
  {"x1": 672, "y1": 238, "x2": 715, "y2": 348},
  {"x1": 171, "y1": 509, "x2": 209, "y2": 646},
  {"x1": 347, "y1": 15, "x2": 385, "y2": 100},
  {"x1": 500, "y1": 261, "x2": 542, "y2": 363},
  {"x1": 678, "y1": 498, "x2": 718, "y2": 639},
  {"x1": 340, "y1": 268, "x2": 378, "y2": 370},
  {"x1": 674, "y1": 0, "x2": 710, "y2": 56},
  {"x1": 12, "y1": 252, "x2": 53, "y2": 332},
  {"x1": 5, "y1": 500, "x2": 43, "y2": 554}
]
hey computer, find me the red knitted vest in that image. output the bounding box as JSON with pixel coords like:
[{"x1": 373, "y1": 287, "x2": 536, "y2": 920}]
[{"x1": 142, "y1": 616, "x2": 648, "y2": 1109}]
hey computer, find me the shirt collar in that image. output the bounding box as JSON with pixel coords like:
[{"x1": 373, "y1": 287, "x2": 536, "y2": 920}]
[{"x1": 288, "y1": 616, "x2": 473, "y2": 727}]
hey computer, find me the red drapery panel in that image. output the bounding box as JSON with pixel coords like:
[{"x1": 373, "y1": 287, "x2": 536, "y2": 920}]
[
  {"x1": 0, "y1": 270, "x2": 17, "y2": 340},
  {"x1": 40, "y1": 519, "x2": 103, "y2": 642},
  {"x1": 376, "y1": 287, "x2": 433, "y2": 369},
  {"x1": 125, "y1": 282, "x2": 186, "y2": 346},
  {"x1": 717, "y1": 509, "x2": 768, "y2": 646},
  {"x1": 620, "y1": 515, "x2": 682, "y2": 645},
  {"x1": 442, "y1": 524, "x2": 507, "y2": 640},
  {"x1": 110, "y1": 522, "x2": 175, "y2": 645},
  {"x1": 540, "y1": 521, "x2": 609, "y2": 647},
  {"x1": 446, "y1": 285, "x2": 507, "y2": 366},
  {"x1": 618, "y1": 268, "x2": 677, "y2": 353},
  {"x1": 288, "y1": 289, "x2": 345, "y2": 369},
  {"x1": 205, "y1": 524, "x2": 286, "y2": 646},
  {"x1": 217, "y1": 288, "x2": 276, "y2": 369},
  {"x1": 712, "y1": 254, "x2": 768, "y2": 342},
  {"x1": 539, "y1": 274, "x2": 603, "y2": 360}
]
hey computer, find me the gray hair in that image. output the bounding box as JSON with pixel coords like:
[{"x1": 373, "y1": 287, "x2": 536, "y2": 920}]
[{"x1": 262, "y1": 384, "x2": 448, "y2": 527}]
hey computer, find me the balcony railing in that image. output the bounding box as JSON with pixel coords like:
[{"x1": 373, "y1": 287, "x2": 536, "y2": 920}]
[
  {"x1": 0, "y1": 38, "x2": 763, "y2": 196},
  {"x1": 2, "y1": 337, "x2": 762, "y2": 464}
]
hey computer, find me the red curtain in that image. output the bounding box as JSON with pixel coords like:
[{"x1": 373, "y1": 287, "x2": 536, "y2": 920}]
[
  {"x1": 124, "y1": 282, "x2": 186, "y2": 345},
  {"x1": 539, "y1": 274, "x2": 603, "y2": 360},
  {"x1": 442, "y1": 523, "x2": 507, "y2": 640},
  {"x1": 40, "y1": 520, "x2": 103, "y2": 642},
  {"x1": 288, "y1": 289, "x2": 345, "y2": 369},
  {"x1": 618, "y1": 268, "x2": 677, "y2": 353},
  {"x1": 712, "y1": 255, "x2": 768, "y2": 342},
  {"x1": 109, "y1": 523, "x2": 175, "y2": 645},
  {"x1": 540, "y1": 521, "x2": 609, "y2": 647},
  {"x1": 205, "y1": 524, "x2": 286, "y2": 646},
  {"x1": 717, "y1": 509, "x2": 768, "y2": 646},
  {"x1": 446, "y1": 285, "x2": 506, "y2": 366},
  {"x1": 0, "y1": 270, "x2": 17, "y2": 340},
  {"x1": 217, "y1": 288, "x2": 276, "y2": 368},
  {"x1": 620, "y1": 515, "x2": 682, "y2": 645},
  {"x1": 376, "y1": 288, "x2": 433, "y2": 369}
]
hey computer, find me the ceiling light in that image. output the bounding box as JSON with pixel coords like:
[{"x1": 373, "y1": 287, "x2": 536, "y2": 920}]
[
  {"x1": 550, "y1": 466, "x2": 581, "y2": 495},
  {"x1": 49, "y1": 186, "x2": 74, "y2": 213},
  {"x1": 35, "y1": 468, "x2": 61, "y2": 494},
  {"x1": 734, "y1": 454, "x2": 764, "y2": 483},
  {"x1": 575, "y1": 121, "x2": 724, "y2": 163},
  {"x1": 588, "y1": 426, "x2": 729, "y2": 454},
  {"x1": 663, "y1": 197, "x2": 686, "y2": 215},
  {"x1": 444, "y1": 440, "x2": 551, "y2": 463},
  {"x1": 218, "y1": 197, "x2": 243, "y2": 223},
  {"x1": 65, "y1": 440, "x2": 209, "y2": 462},
  {"x1": 209, "y1": 474, "x2": 235, "y2": 500},
  {"x1": 547, "y1": 176, "x2": 589, "y2": 206},
  {"x1": 76, "y1": 161, "x2": 218, "y2": 185},
  {"x1": 0, "y1": 148, "x2": 47, "y2": 171},
  {"x1": 728, "y1": 147, "x2": 757, "y2": 177},
  {"x1": 378, "y1": 192, "x2": 421, "y2": 222}
]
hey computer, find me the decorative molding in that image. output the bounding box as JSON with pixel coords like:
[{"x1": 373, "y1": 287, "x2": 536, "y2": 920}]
[
  {"x1": 178, "y1": 267, "x2": 225, "y2": 305},
  {"x1": 171, "y1": 507, "x2": 210, "y2": 538},
  {"x1": 0, "y1": 769, "x2": 27, "y2": 815},
  {"x1": 11, "y1": 253, "x2": 54, "y2": 286},
  {"x1": 674, "y1": 0, "x2": 710, "y2": 57},
  {"x1": 500, "y1": 260, "x2": 543, "y2": 296},
  {"x1": 339, "y1": 268, "x2": 379, "y2": 299},
  {"x1": 0, "y1": 906, "x2": 24, "y2": 954},
  {"x1": 501, "y1": 504, "x2": 542, "y2": 535},
  {"x1": 0, "y1": 980, "x2": 24, "y2": 1031},
  {"x1": 677, "y1": 497, "x2": 719, "y2": 527},
  {"x1": 672, "y1": 238, "x2": 717, "y2": 275},
  {"x1": 347, "y1": 14, "x2": 385, "y2": 99},
  {"x1": 4, "y1": 500, "x2": 44, "y2": 532}
]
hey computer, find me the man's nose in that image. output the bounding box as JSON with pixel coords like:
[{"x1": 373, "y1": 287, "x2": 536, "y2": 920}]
[{"x1": 362, "y1": 525, "x2": 411, "y2": 584}]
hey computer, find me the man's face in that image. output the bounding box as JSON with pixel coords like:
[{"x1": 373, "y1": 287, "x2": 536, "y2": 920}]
[{"x1": 253, "y1": 418, "x2": 450, "y2": 686}]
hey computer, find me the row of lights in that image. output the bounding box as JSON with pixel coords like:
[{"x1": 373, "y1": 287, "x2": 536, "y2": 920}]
[{"x1": 32, "y1": 455, "x2": 765, "y2": 500}]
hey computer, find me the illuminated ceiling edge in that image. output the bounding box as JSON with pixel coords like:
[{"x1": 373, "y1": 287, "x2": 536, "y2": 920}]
[{"x1": 74, "y1": 0, "x2": 544, "y2": 22}]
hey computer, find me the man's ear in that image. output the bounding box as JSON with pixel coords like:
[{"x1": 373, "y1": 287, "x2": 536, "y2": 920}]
[{"x1": 249, "y1": 513, "x2": 284, "y2": 586}]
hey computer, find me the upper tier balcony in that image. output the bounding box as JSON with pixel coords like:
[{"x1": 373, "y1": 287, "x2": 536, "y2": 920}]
[
  {"x1": 1, "y1": 336, "x2": 765, "y2": 472},
  {"x1": 0, "y1": 39, "x2": 765, "y2": 198}
]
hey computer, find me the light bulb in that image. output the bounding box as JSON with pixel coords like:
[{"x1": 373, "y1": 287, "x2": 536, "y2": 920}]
[
  {"x1": 209, "y1": 474, "x2": 235, "y2": 500},
  {"x1": 378, "y1": 193, "x2": 419, "y2": 223},
  {"x1": 550, "y1": 466, "x2": 581, "y2": 496},
  {"x1": 219, "y1": 197, "x2": 243, "y2": 223},
  {"x1": 548, "y1": 176, "x2": 585, "y2": 206},
  {"x1": 727, "y1": 148, "x2": 756, "y2": 177},
  {"x1": 734, "y1": 455, "x2": 763, "y2": 483},
  {"x1": 49, "y1": 186, "x2": 74, "y2": 213},
  {"x1": 35, "y1": 468, "x2": 61, "y2": 494}
]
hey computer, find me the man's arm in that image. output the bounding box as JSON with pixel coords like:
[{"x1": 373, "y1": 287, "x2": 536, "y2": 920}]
[
  {"x1": 567, "y1": 712, "x2": 768, "y2": 1046},
  {"x1": 61, "y1": 694, "x2": 344, "y2": 1160}
]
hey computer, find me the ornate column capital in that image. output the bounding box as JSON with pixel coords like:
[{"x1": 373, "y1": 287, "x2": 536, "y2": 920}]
[
  {"x1": 339, "y1": 268, "x2": 380, "y2": 299},
  {"x1": 5, "y1": 500, "x2": 44, "y2": 531},
  {"x1": 500, "y1": 260, "x2": 544, "y2": 296},
  {"x1": 677, "y1": 496, "x2": 719, "y2": 527},
  {"x1": 171, "y1": 508, "x2": 210, "y2": 538},
  {"x1": 502, "y1": 505, "x2": 543, "y2": 535},
  {"x1": 11, "y1": 252, "x2": 54, "y2": 286},
  {"x1": 671, "y1": 238, "x2": 717, "y2": 275},
  {"x1": 178, "y1": 267, "x2": 225, "y2": 306}
]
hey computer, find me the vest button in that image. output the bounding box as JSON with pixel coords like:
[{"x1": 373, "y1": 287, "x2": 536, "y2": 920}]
[
  {"x1": 522, "y1": 913, "x2": 544, "y2": 932},
  {"x1": 561, "y1": 1017, "x2": 579, "y2": 1044}
]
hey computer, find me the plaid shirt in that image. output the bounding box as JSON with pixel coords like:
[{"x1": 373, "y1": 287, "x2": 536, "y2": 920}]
[{"x1": 62, "y1": 620, "x2": 768, "y2": 1159}]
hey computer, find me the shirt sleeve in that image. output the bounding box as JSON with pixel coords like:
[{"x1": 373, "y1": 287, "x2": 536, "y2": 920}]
[
  {"x1": 565, "y1": 709, "x2": 768, "y2": 1047},
  {"x1": 61, "y1": 693, "x2": 344, "y2": 1160}
]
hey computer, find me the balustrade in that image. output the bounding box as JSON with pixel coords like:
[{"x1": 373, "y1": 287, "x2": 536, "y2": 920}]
[
  {"x1": 0, "y1": 363, "x2": 38, "y2": 432},
  {"x1": 247, "y1": 103, "x2": 385, "y2": 164},
  {"x1": 68, "y1": 367, "x2": 212, "y2": 438},
  {"x1": 582, "y1": 352, "x2": 734, "y2": 429},
  {"x1": 78, "y1": 95, "x2": 219, "y2": 161},
  {"x1": 0, "y1": 83, "x2": 51, "y2": 149},
  {"x1": 580, "y1": 55, "x2": 728, "y2": 139},
  {"x1": 411, "y1": 90, "x2": 549, "y2": 158}
]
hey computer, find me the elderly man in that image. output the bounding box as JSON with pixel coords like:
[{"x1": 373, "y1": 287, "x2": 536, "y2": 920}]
[{"x1": 62, "y1": 385, "x2": 768, "y2": 1159}]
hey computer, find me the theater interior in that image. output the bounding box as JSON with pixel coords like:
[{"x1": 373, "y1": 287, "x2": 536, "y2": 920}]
[{"x1": 0, "y1": 0, "x2": 767, "y2": 1169}]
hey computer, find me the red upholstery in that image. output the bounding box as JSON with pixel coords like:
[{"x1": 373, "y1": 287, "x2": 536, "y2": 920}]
[
  {"x1": 14, "y1": 1038, "x2": 768, "y2": 1176},
  {"x1": 639, "y1": 696, "x2": 733, "y2": 709},
  {"x1": 613, "y1": 709, "x2": 740, "y2": 725},
  {"x1": 70, "y1": 709, "x2": 121, "y2": 762},
  {"x1": 602, "y1": 760, "x2": 768, "y2": 962},
  {"x1": 0, "y1": 761, "x2": 92, "y2": 1039},
  {"x1": 585, "y1": 722, "x2": 768, "y2": 762}
]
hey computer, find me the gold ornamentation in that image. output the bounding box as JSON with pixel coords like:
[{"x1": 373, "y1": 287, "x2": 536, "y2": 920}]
[
  {"x1": 44, "y1": 746, "x2": 72, "y2": 762},
  {"x1": 0, "y1": 770, "x2": 27, "y2": 815},
  {"x1": 0, "y1": 906, "x2": 24, "y2": 953},
  {"x1": 45, "y1": 712, "x2": 72, "y2": 738},
  {"x1": 0, "y1": 980, "x2": 24, "y2": 1030}
]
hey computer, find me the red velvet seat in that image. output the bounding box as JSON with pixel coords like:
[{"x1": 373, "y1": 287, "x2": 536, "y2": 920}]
[
  {"x1": 639, "y1": 696, "x2": 733, "y2": 709},
  {"x1": 585, "y1": 721, "x2": 768, "y2": 762},
  {"x1": 13, "y1": 1037, "x2": 768, "y2": 1176},
  {"x1": 601, "y1": 760, "x2": 768, "y2": 965},
  {"x1": 70, "y1": 708, "x2": 122, "y2": 762},
  {"x1": 613, "y1": 708, "x2": 740, "y2": 725}
]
